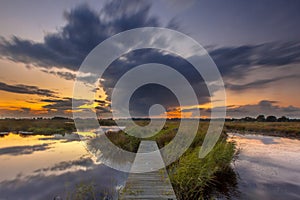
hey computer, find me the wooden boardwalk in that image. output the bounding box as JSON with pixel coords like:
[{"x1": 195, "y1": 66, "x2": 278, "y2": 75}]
[{"x1": 119, "y1": 141, "x2": 177, "y2": 200}]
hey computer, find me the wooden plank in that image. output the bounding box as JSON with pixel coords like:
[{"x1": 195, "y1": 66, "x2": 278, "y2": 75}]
[{"x1": 120, "y1": 141, "x2": 177, "y2": 200}]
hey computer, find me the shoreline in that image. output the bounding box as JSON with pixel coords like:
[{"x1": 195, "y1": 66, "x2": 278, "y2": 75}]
[
  {"x1": 227, "y1": 131, "x2": 300, "y2": 199},
  {"x1": 226, "y1": 129, "x2": 300, "y2": 140}
]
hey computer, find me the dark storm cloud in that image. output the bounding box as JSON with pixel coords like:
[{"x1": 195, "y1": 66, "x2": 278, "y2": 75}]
[
  {"x1": 0, "y1": 1, "x2": 300, "y2": 118},
  {"x1": 94, "y1": 99, "x2": 106, "y2": 104},
  {"x1": 41, "y1": 97, "x2": 89, "y2": 111},
  {"x1": 0, "y1": 82, "x2": 57, "y2": 97},
  {"x1": 100, "y1": 49, "x2": 210, "y2": 116},
  {"x1": 1, "y1": 1, "x2": 299, "y2": 77},
  {"x1": 180, "y1": 100, "x2": 300, "y2": 118},
  {"x1": 95, "y1": 106, "x2": 111, "y2": 113},
  {"x1": 128, "y1": 84, "x2": 180, "y2": 116},
  {"x1": 0, "y1": 107, "x2": 34, "y2": 118},
  {"x1": 93, "y1": 99, "x2": 111, "y2": 114},
  {"x1": 226, "y1": 75, "x2": 298, "y2": 91},
  {"x1": 0, "y1": 1, "x2": 159, "y2": 71},
  {"x1": 0, "y1": 143, "x2": 51, "y2": 156},
  {"x1": 210, "y1": 42, "x2": 300, "y2": 78},
  {"x1": 41, "y1": 69, "x2": 76, "y2": 81},
  {"x1": 95, "y1": 41, "x2": 300, "y2": 116},
  {"x1": 225, "y1": 100, "x2": 300, "y2": 118}
]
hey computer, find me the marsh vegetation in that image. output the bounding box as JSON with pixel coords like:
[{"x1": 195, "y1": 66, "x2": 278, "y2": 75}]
[
  {"x1": 1, "y1": 118, "x2": 299, "y2": 199},
  {"x1": 225, "y1": 121, "x2": 300, "y2": 139},
  {"x1": 105, "y1": 121, "x2": 238, "y2": 199}
]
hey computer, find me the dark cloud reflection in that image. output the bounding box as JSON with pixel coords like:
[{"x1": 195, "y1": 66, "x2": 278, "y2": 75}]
[
  {"x1": 0, "y1": 82, "x2": 57, "y2": 97},
  {"x1": 0, "y1": 143, "x2": 52, "y2": 156},
  {"x1": 34, "y1": 157, "x2": 94, "y2": 173},
  {"x1": 0, "y1": 163, "x2": 127, "y2": 200}
]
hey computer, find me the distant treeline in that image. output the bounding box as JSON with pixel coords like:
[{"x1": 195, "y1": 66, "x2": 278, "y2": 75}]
[
  {"x1": 0, "y1": 117, "x2": 116, "y2": 134},
  {"x1": 0, "y1": 115, "x2": 299, "y2": 134},
  {"x1": 1, "y1": 115, "x2": 300, "y2": 122},
  {"x1": 130, "y1": 116, "x2": 300, "y2": 122},
  {"x1": 0, "y1": 118, "x2": 74, "y2": 134},
  {"x1": 225, "y1": 115, "x2": 300, "y2": 122}
]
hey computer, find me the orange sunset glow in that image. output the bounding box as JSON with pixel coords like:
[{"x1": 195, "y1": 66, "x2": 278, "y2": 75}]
[{"x1": 0, "y1": 1, "x2": 299, "y2": 119}]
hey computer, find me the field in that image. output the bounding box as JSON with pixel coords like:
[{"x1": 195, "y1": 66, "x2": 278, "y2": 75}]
[
  {"x1": 1, "y1": 118, "x2": 300, "y2": 199},
  {"x1": 106, "y1": 121, "x2": 238, "y2": 199},
  {"x1": 0, "y1": 118, "x2": 115, "y2": 135},
  {"x1": 225, "y1": 121, "x2": 300, "y2": 139},
  {"x1": 1, "y1": 118, "x2": 299, "y2": 138}
]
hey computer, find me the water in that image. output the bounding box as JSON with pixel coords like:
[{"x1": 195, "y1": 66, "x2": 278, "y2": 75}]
[
  {"x1": 228, "y1": 133, "x2": 300, "y2": 200},
  {"x1": 1, "y1": 132, "x2": 299, "y2": 199},
  {"x1": 0, "y1": 133, "x2": 127, "y2": 200}
]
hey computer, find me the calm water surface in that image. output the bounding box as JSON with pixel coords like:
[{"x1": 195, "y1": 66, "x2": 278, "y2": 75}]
[
  {"x1": 228, "y1": 133, "x2": 300, "y2": 200},
  {"x1": 1, "y1": 132, "x2": 299, "y2": 199},
  {"x1": 0, "y1": 133, "x2": 127, "y2": 200}
]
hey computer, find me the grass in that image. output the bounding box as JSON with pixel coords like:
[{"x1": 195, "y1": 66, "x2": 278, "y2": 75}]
[
  {"x1": 8, "y1": 119, "x2": 238, "y2": 199},
  {"x1": 1, "y1": 118, "x2": 298, "y2": 198},
  {"x1": 2, "y1": 118, "x2": 298, "y2": 138},
  {"x1": 225, "y1": 121, "x2": 300, "y2": 138},
  {"x1": 6, "y1": 119, "x2": 291, "y2": 198},
  {"x1": 0, "y1": 118, "x2": 116, "y2": 135},
  {"x1": 66, "y1": 182, "x2": 97, "y2": 200},
  {"x1": 0, "y1": 118, "x2": 75, "y2": 134},
  {"x1": 106, "y1": 121, "x2": 238, "y2": 199},
  {"x1": 105, "y1": 130, "x2": 140, "y2": 152},
  {"x1": 168, "y1": 143, "x2": 236, "y2": 199},
  {"x1": 65, "y1": 181, "x2": 115, "y2": 200},
  {"x1": 163, "y1": 122, "x2": 238, "y2": 199}
]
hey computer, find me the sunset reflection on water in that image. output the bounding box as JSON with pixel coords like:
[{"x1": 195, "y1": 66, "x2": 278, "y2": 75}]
[
  {"x1": 228, "y1": 133, "x2": 300, "y2": 200},
  {"x1": 0, "y1": 133, "x2": 126, "y2": 200}
]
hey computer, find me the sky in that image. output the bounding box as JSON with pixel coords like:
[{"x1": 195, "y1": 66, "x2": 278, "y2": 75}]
[{"x1": 0, "y1": 0, "x2": 300, "y2": 118}]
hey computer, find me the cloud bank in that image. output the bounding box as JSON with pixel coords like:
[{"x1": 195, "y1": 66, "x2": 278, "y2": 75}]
[
  {"x1": 0, "y1": 82, "x2": 57, "y2": 97},
  {"x1": 0, "y1": 1, "x2": 300, "y2": 117}
]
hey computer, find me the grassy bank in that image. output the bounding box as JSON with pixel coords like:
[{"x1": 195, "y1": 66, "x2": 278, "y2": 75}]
[
  {"x1": 106, "y1": 121, "x2": 238, "y2": 199},
  {"x1": 0, "y1": 118, "x2": 116, "y2": 135},
  {"x1": 0, "y1": 119, "x2": 238, "y2": 199},
  {"x1": 225, "y1": 122, "x2": 300, "y2": 139},
  {"x1": 0, "y1": 118, "x2": 75, "y2": 134},
  {"x1": 162, "y1": 122, "x2": 237, "y2": 199},
  {"x1": 2, "y1": 118, "x2": 299, "y2": 138}
]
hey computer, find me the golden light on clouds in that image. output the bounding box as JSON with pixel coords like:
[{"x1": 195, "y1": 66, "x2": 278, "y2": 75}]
[{"x1": 0, "y1": 57, "x2": 299, "y2": 118}]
